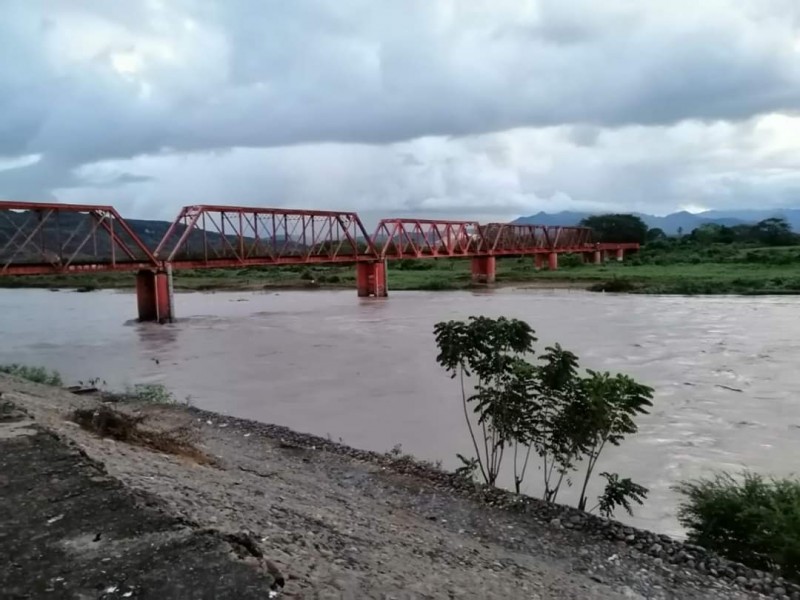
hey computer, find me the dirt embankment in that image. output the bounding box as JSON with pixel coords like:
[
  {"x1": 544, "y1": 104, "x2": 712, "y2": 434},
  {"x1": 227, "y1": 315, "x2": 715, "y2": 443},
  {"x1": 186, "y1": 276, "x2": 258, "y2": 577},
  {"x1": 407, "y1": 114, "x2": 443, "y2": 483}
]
[{"x1": 1, "y1": 375, "x2": 791, "y2": 599}]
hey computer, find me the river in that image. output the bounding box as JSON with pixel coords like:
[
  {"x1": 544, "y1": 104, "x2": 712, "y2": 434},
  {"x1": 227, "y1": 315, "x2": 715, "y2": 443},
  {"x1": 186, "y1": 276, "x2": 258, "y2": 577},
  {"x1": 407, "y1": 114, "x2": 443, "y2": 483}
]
[{"x1": 1, "y1": 287, "x2": 798, "y2": 536}]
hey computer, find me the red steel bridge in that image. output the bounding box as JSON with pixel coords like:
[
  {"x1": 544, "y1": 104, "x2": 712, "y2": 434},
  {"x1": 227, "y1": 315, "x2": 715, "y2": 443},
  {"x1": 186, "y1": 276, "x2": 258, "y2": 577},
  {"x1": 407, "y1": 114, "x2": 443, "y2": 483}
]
[{"x1": 0, "y1": 201, "x2": 638, "y2": 321}]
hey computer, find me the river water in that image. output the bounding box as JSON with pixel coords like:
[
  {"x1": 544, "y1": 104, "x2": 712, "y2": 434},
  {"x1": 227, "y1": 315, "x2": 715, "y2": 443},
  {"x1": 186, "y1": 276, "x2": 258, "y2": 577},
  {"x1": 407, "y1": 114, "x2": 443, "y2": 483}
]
[{"x1": 1, "y1": 287, "x2": 798, "y2": 536}]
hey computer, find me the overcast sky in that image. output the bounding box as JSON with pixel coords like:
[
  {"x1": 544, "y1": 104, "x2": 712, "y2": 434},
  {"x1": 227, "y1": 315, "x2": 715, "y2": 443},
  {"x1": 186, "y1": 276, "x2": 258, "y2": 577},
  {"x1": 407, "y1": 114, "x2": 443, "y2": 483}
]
[{"x1": 2, "y1": 0, "x2": 800, "y2": 223}]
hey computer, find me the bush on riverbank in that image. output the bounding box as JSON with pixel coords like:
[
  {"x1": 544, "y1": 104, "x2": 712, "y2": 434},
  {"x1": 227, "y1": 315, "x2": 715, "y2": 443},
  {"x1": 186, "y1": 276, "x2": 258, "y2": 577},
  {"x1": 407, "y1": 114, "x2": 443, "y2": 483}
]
[
  {"x1": 676, "y1": 472, "x2": 800, "y2": 582},
  {"x1": 0, "y1": 364, "x2": 62, "y2": 386}
]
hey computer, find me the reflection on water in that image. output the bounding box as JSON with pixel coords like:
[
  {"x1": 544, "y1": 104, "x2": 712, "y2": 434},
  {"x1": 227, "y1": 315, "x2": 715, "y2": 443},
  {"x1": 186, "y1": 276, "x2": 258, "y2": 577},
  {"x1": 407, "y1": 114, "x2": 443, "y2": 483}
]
[{"x1": 2, "y1": 287, "x2": 799, "y2": 536}]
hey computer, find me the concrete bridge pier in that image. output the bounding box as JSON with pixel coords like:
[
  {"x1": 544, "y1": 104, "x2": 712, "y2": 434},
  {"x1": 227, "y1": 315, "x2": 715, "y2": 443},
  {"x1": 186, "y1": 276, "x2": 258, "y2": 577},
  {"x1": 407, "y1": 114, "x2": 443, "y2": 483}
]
[
  {"x1": 136, "y1": 269, "x2": 174, "y2": 323},
  {"x1": 547, "y1": 252, "x2": 558, "y2": 270},
  {"x1": 616, "y1": 248, "x2": 625, "y2": 262},
  {"x1": 471, "y1": 256, "x2": 496, "y2": 284},
  {"x1": 533, "y1": 254, "x2": 544, "y2": 270},
  {"x1": 357, "y1": 261, "x2": 388, "y2": 297}
]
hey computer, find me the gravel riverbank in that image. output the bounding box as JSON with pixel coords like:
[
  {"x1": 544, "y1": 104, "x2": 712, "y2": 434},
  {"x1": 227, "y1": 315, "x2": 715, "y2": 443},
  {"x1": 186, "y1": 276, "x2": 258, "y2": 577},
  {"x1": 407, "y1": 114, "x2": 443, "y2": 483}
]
[{"x1": 1, "y1": 374, "x2": 793, "y2": 599}]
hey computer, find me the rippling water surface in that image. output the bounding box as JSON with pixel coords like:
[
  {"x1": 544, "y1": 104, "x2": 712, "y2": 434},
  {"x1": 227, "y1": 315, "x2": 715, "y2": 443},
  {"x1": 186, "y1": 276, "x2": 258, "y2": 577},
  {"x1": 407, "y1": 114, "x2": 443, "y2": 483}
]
[{"x1": 2, "y1": 287, "x2": 799, "y2": 535}]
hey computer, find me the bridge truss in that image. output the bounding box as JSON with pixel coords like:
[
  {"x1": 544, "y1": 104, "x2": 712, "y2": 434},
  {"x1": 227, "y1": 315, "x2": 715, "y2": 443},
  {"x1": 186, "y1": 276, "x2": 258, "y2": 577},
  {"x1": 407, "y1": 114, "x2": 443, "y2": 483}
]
[{"x1": 0, "y1": 201, "x2": 158, "y2": 276}]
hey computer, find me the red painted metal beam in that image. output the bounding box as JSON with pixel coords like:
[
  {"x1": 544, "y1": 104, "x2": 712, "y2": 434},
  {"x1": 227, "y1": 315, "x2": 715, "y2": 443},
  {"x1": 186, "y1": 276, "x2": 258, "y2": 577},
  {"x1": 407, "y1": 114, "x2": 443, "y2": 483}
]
[
  {"x1": 372, "y1": 218, "x2": 484, "y2": 259},
  {"x1": 479, "y1": 223, "x2": 594, "y2": 254},
  {"x1": 155, "y1": 205, "x2": 378, "y2": 268},
  {"x1": 0, "y1": 200, "x2": 159, "y2": 276}
]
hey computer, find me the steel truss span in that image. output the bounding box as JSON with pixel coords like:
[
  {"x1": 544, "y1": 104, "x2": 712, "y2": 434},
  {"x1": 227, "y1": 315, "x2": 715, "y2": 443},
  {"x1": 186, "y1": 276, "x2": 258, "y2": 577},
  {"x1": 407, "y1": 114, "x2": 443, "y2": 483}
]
[
  {"x1": 0, "y1": 201, "x2": 158, "y2": 276},
  {"x1": 154, "y1": 205, "x2": 377, "y2": 268}
]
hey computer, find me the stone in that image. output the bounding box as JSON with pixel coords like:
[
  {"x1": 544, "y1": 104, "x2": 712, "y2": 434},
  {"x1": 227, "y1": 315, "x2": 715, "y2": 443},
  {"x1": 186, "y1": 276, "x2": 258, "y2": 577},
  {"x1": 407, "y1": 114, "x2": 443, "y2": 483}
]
[
  {"x1": 774, "y1": 587, "x2": 787, "y2": 597},
  {"x1": 649, "y1": 543, "x2": 663, "y2": 555}
]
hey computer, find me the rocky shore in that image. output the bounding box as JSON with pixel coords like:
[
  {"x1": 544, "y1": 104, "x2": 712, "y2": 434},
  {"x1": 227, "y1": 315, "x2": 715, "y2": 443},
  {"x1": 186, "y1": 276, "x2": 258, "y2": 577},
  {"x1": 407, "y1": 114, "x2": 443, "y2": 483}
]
[{"x1": 1, "y1": 374, "x2": 794, "y2": 599}]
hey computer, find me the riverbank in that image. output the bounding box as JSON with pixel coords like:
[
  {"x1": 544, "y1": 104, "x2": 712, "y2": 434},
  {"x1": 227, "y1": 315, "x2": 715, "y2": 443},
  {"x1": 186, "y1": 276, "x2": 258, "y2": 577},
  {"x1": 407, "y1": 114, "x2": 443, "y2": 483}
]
[
  {"x1": 1, "y1": 373, "x2": 791, "y2": 599},
  {"x1": 4, "y1": 257, "x2": 800, "y2": 295}
]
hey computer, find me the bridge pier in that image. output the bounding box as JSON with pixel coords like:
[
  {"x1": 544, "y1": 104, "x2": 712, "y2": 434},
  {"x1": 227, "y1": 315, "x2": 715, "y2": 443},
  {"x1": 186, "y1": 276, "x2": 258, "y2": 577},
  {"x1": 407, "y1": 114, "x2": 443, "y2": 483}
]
[
  {"x1": 594, "y1": 250, "x2": 603, "y2": 264},
  {"x1": 615, "y1": 248, "x2": 625, "y2": 262},
  {"x1": 533, "y1": 254, "x2": 544, "y2": 270},
  {"x1": 471, "y1": 256, "x2": 496, "y2": 284},
  {"x1": 548, "y1": 252, "x2": 558, "y2": 270},
  {"x1": 136, "y1": 269, "x2": 173, "y2": 323},
  {"x1": 357, "y1": 261, "x2": 387, "y2": 297}
]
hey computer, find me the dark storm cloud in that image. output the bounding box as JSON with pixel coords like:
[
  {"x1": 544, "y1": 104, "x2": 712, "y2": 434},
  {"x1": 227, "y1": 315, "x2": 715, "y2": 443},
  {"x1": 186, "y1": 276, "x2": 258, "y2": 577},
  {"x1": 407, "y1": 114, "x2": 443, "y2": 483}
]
[{"x1": 1, "y1": 0, "x2": 800, "y2": 209}]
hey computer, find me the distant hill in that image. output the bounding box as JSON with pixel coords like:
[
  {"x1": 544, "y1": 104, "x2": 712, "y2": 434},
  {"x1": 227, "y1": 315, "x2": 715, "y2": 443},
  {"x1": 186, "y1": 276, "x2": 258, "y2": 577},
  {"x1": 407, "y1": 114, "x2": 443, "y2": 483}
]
[{"x1": 513, "y1": 209, "x2": 800, "y2": 234}]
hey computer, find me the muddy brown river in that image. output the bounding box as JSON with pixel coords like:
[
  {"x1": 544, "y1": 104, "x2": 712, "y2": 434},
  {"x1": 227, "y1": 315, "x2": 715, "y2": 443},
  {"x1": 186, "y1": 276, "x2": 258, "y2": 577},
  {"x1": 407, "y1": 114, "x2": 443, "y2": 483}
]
[{"x1": 1, "y1": 287, "x2": 798, "y2": 536}]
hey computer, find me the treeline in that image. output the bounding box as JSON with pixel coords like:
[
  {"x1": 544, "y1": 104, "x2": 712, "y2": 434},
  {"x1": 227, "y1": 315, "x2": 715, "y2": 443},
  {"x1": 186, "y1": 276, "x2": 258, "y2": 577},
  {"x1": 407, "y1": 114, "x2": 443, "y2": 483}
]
[
  {"x1": 580, "y1": 214, "x2": 799, "y2": 247},
  {"x1": 653, "y1": 218, "x2": 797, "y2": 247}
]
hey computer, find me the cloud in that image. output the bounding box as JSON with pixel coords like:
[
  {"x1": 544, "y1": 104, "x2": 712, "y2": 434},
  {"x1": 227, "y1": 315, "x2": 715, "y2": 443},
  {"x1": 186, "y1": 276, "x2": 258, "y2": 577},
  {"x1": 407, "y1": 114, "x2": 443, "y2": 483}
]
[
  {"x1": 50, "y1": 115, "x2": 800, "y2": 225},
  {"x1": 2, "y1": 0, "x2": 800, "y2": 217}
]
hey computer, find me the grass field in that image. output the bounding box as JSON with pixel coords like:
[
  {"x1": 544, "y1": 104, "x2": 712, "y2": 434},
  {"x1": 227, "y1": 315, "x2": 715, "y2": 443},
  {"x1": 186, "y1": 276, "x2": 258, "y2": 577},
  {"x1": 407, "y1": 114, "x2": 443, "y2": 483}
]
[{"x1": 4, "y1": 250, "x2": 800, "y2": 295}]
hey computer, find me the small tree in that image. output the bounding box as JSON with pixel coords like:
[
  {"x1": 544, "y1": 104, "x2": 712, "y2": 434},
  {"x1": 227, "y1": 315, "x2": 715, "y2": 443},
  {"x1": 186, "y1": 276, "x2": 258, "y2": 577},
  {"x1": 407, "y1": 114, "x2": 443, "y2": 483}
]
[
  {"x1": 433, "y1": 316, "x2": 537, "y2": 486},
  {"x1": 572, "y1": 370, "x2": 653, "y2": 511},
  {"x1": 434, "y1": 316, "x2": 653, "y2": 517},
  {"x1": 527, "y1": 344, "x2": 583, "y2": 501}
]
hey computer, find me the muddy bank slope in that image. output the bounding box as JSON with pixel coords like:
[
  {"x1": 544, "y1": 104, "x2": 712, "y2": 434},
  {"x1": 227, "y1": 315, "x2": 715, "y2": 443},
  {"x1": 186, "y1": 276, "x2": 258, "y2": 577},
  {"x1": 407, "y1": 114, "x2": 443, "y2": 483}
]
[
  {"x1": 0, "y1": 398, "x2": 276, "y2": 598},
  {"x1": 0, "y1": 375, "x2": 783, "y2": 599}
]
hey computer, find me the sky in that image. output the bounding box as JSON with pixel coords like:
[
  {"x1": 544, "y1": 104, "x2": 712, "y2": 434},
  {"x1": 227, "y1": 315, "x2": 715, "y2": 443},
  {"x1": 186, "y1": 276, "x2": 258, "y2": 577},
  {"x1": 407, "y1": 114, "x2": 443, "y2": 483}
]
[{"x1": 2, "y1": 0, "x2": 800, "y2": 224}]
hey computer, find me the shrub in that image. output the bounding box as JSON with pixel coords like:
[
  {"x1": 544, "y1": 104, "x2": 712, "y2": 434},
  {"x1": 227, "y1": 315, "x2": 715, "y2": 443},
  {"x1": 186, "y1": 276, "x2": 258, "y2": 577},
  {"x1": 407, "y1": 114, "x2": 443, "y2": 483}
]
[
  {"x1": 125, "y1": 383, "x2": 176, "y2": 404},
  {"x1": 0, "y1": 364, "x2": 62, "y2": 386},
  {"x1": 559, "y1": 253, "x2": 584, "y2": 268},
  {"x1": 675, "y1": 472, "x2": 800, "y2": 581},
  {"x1": 299, "y1": 269, "x2": 315, "y2": 281}
]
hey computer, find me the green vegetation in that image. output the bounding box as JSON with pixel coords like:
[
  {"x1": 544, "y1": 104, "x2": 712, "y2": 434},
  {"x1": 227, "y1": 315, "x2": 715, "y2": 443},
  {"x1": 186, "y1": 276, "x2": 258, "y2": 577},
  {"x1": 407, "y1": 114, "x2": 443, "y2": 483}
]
[
  {"x1": 433, "y1": 315, "x2": 652, "y2": 518},
  {"x1": 676, "y1": 472, "x2": 800, "y2": 582},
  {"x1": 0, "y1": 364, "x2": 63, "y2": 386},
  {"x1": 125, "y1": 383, "x2": 176, "y2": 405}
]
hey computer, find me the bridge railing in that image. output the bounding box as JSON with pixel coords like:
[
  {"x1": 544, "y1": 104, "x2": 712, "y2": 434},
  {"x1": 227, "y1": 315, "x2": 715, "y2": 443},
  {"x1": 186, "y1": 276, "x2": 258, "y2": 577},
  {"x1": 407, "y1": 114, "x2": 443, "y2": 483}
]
[
  {"x1": 154, "y1": 205, "x2": 378, "y2": 268},
  {"x1": 0, "y1": 201, "x2": 159, "y2": 275}
]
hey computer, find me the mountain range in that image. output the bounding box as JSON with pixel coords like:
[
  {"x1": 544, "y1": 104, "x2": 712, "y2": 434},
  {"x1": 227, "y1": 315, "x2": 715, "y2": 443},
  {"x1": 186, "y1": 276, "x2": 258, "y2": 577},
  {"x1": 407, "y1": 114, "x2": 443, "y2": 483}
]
[{"x1": 513, "y1": 209, "x2": 800, "y2": 235}]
